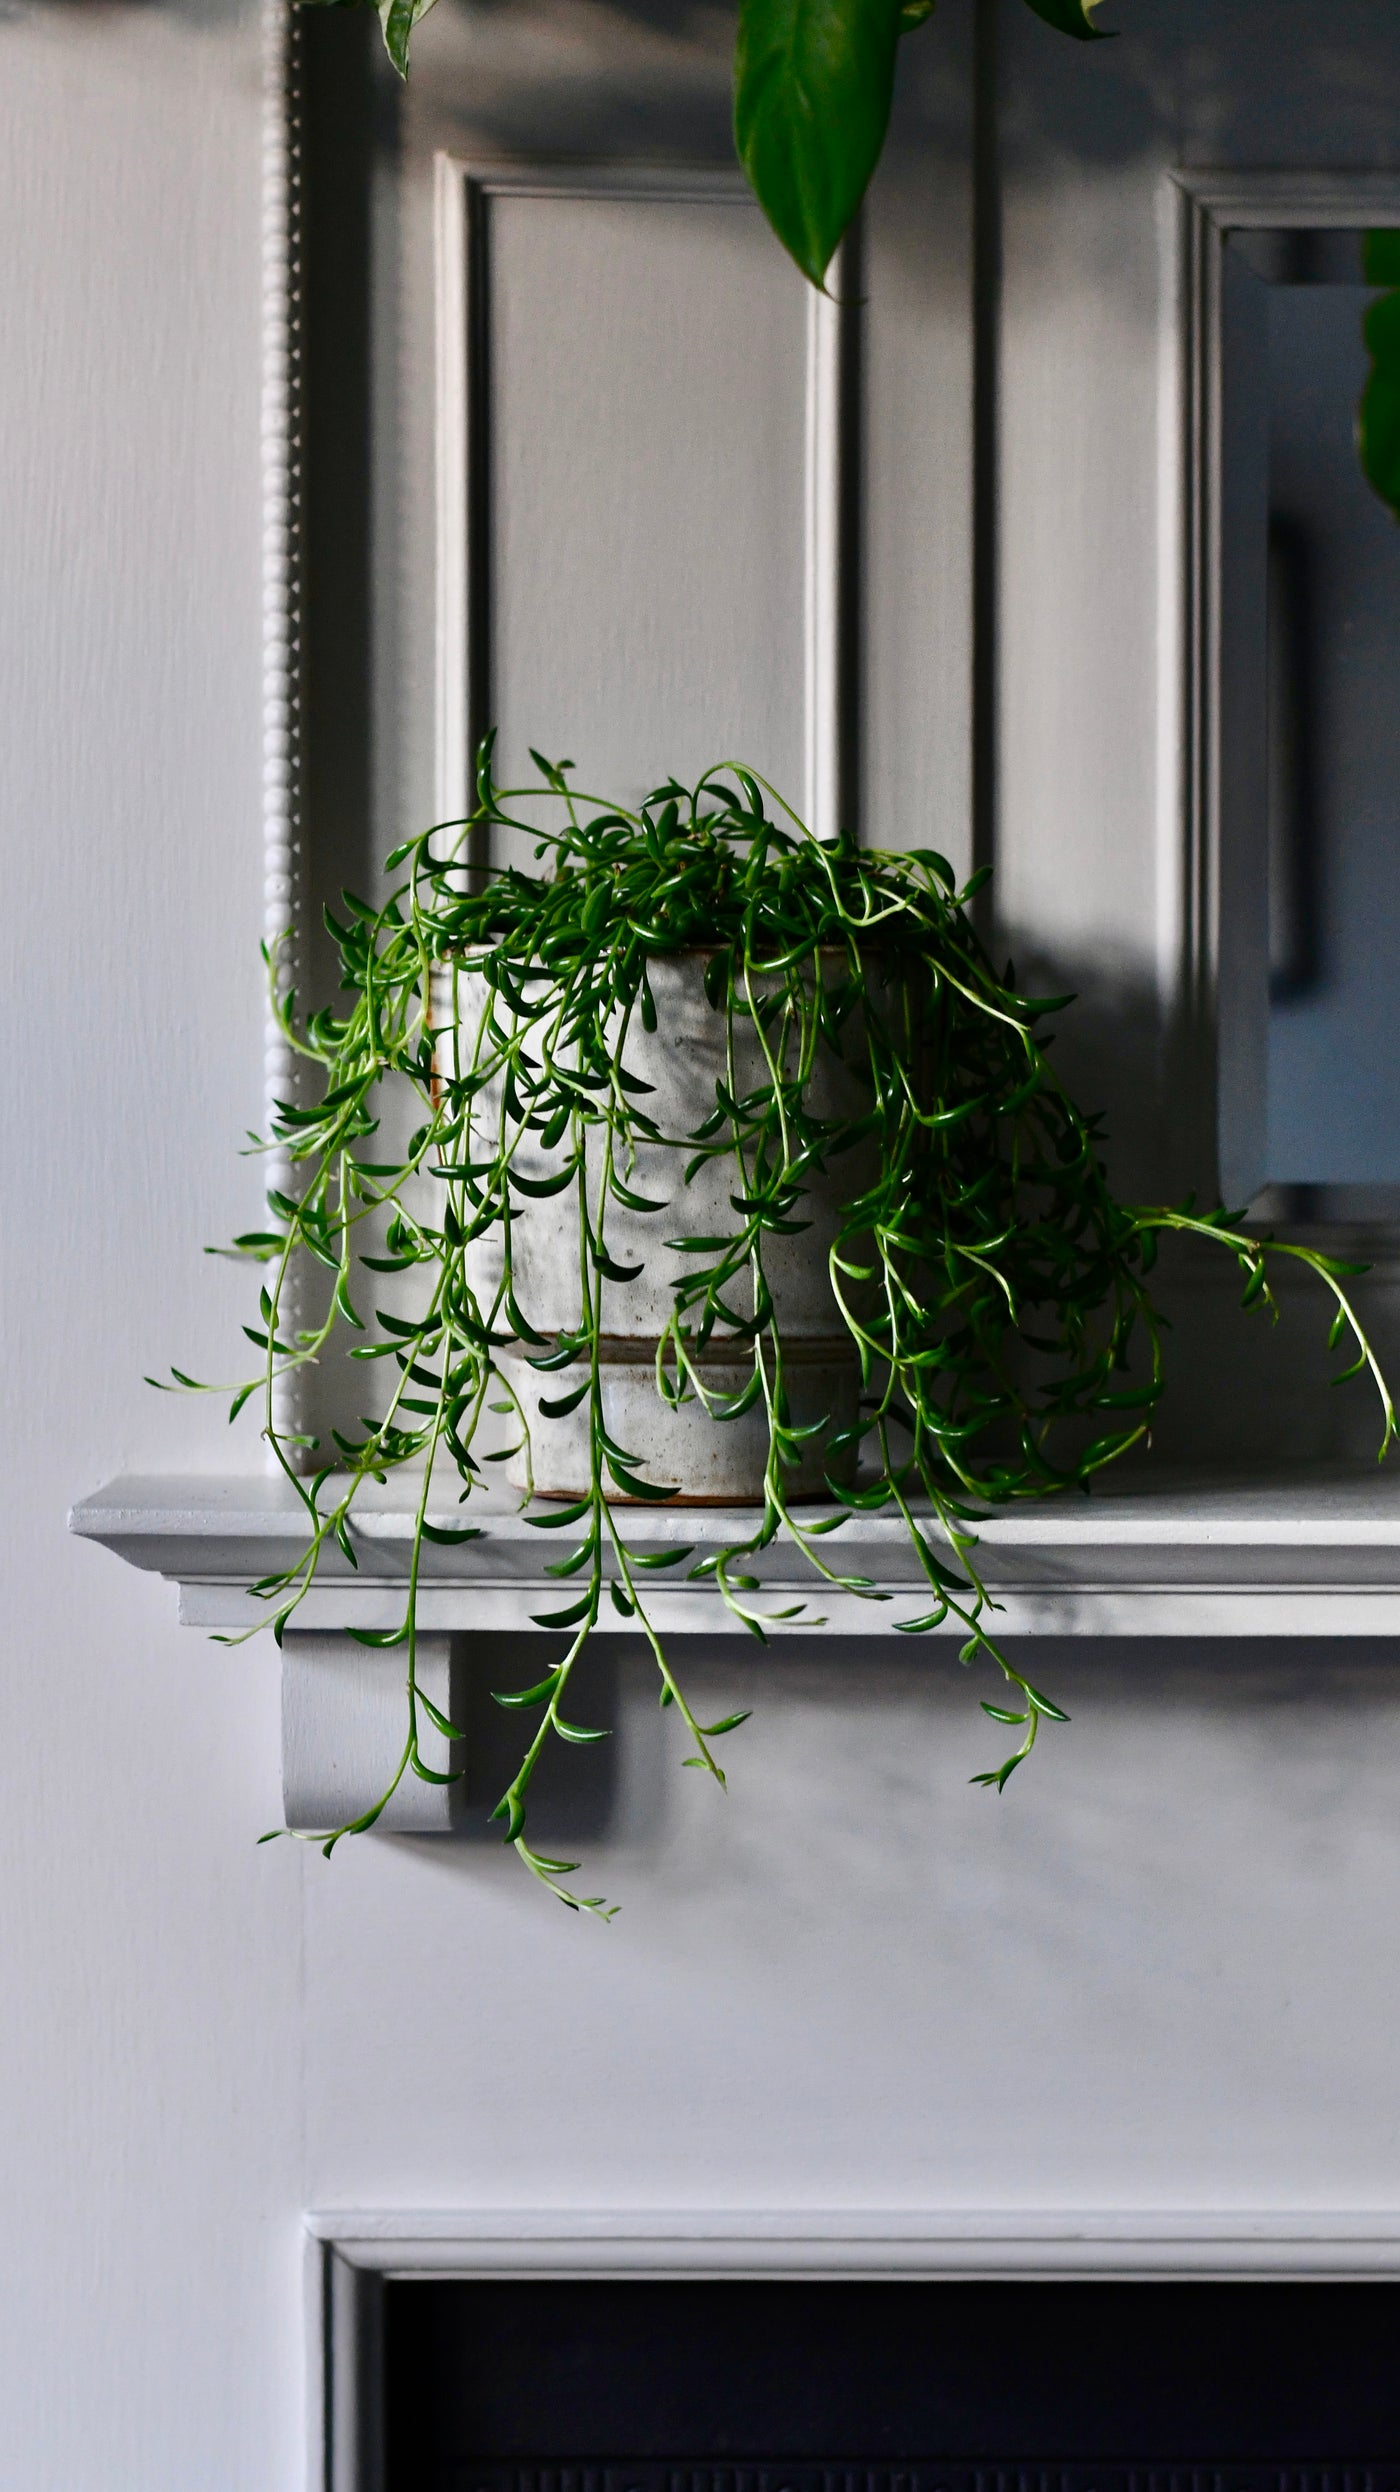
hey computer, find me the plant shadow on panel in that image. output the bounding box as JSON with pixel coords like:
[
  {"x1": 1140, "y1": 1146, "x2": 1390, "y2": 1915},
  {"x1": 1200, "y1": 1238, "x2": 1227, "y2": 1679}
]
[{"x1": 156, "y1": 752, "x2": 1394, "y2": 1917}]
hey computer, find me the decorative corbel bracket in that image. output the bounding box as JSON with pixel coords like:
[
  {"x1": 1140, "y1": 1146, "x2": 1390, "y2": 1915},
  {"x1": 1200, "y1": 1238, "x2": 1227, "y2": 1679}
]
[{"x1": 70, "y1": 1468, "x2": 1400, "y2": 1837}]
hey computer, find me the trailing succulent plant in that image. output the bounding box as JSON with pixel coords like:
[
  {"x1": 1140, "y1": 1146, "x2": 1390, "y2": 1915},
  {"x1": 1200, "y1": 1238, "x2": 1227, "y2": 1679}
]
[{"x1": 159, "y1": 751, "x2": 1394, "y2": 1914}]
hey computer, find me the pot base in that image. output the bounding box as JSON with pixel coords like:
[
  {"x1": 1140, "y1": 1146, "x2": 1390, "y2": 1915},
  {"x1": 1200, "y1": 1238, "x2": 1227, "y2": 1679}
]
[{"x1": 502, "y1": 1336, "x2": 860, "y2": 1505}]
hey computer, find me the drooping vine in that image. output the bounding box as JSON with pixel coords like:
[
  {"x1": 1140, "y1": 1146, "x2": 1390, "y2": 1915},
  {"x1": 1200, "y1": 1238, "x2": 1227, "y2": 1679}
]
[{"x1": 157, "y1": 752, "x2": 1394, "y2": 1914}]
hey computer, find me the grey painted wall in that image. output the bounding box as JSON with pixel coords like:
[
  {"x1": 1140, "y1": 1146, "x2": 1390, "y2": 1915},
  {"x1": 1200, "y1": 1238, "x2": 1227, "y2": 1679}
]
[{"x1": 0, "y1": 5, "x2": 303, "y2": 2485}]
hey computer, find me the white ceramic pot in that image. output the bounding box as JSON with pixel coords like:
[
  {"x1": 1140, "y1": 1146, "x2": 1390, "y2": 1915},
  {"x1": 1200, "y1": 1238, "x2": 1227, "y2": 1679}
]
[
  {"x1": 437, "y1": 950, "x2": 875, "y2": 1503},
  {"x1": 506, "y1": 1333, "x2": 860, "y2": 1504}
]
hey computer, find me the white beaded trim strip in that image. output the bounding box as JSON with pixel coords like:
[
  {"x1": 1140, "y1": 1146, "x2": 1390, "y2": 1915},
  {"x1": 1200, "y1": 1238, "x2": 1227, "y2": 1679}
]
[{"x1": 260, "y1": 0, "x2": 304, "y2": 1462}]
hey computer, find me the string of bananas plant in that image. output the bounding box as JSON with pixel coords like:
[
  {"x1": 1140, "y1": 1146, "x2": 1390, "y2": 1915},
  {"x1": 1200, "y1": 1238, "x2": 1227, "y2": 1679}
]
[{"x1": 159, "y1": 751, "x2": 1395, "y2": 1916}]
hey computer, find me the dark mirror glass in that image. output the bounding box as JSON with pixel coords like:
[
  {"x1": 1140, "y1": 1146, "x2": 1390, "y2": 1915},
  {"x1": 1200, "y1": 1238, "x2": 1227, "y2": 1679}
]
[{"x1": 1229, "y1": 227, "x2": 1400, "y2": 1214}]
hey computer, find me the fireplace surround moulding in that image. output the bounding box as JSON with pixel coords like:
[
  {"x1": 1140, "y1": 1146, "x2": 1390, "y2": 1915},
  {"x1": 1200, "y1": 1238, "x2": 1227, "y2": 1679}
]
[{"x1": 304, "y1": 2209, "x2": 1400, "y2": 2492}]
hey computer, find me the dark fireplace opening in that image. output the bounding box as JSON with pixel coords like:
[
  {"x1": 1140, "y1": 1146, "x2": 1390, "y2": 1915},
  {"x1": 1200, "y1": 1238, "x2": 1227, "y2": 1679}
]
[{"x1": 383, "y1": 2279, "x2": 1400, "y2": 2491}]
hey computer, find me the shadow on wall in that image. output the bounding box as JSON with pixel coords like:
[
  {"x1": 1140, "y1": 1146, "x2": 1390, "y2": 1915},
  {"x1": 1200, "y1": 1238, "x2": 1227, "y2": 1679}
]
[
  {"x1": 318, "y1": 0, "x2": 975, "y2": 187},
  {"x1": 992, "y1": 935, "x2": 1400, "y2": 1467},
  {"x1": 457, "y1": 1630, "x2": 624, "y2": 1848},
  {"x1": 377, "y1": 0, "x2": 736, "y2": 164},
  {"x1": 975, "y1": 935, "x2": 1183, "y2": 1210},
  {"x1": 411, "y1": 1633, "x2": 1400, "y2": 1940},
  {"x1": 999, "y1": 0, "x2": 1400, "y2": 179},
  {"x1": 314, "y1": 0, "x2": 1400, "y2": 177}
]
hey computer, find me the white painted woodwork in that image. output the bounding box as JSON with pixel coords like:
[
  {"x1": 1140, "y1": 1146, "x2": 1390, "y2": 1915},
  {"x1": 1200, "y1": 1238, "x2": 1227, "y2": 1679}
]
[
  {"x1": 0, "y1": 8, "x2": 302, "y2": 2489},
  {"x1": 281, "y1": 1631, "x2": 461, "y2": 1833},
  {"x1": 434, "y1": 160, "x2": 811, "y2": 822},
  {"x1": 310, "y1": 2204, "x2": 1400, "y2": 2485},
  {"x1": 314, "y1": 2203, "x2": 1400, "y2": 2277},
  {"x1": 804, "y1": 238, "x2": 859, "y2": 841},
  {"x1": 72, "y1": 1466, "x2": 1400, "y2": 1644},
  {"x1": 1174, "y1": 172, "x2": 1400, "y2": 1212},
  {"x1": 996, "y1": 3, "x2": 1400, "y2": 1212},
  {"x1": 378, "y1": 0, "x2": 976, "y2": 869}
]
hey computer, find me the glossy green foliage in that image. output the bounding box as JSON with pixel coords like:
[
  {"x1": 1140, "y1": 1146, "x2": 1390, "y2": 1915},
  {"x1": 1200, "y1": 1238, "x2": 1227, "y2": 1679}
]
[
  {"x1": 1361, "y1": 229, "x2": 1400, "y2": 523},
  {"x1": 731, "y1": 0, "x2": 1112, "y2": 285},
  {"x1": 1019, "y1": 0, "x2": 1111, "y2": 37},
  {"x1": 300, "y1": 0, "x2": 438, "y2": 79},
  {"x1": 301, "y1": 0, "x2": 1110, "y2": 288},
  {"x1": 733, "y1": 0, "x2": 909, "y2": 289},
  {"x1": 161, "y1": 752, "x2": 1393, "y2": 1912}
]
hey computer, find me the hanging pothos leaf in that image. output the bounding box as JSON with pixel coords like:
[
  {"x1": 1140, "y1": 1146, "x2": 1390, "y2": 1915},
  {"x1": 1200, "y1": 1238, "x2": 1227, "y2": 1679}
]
[
  {"x1": 1020, "y1": 0, "x2": 1112, "y2": 38},
  {"x1": 1360, "y1": 230, "x2": 1400, "y2": 523},
  {"x1": 733, "y1": 0, "x2": 910, "y2": 289},
  {"x1": 302, "y1": 0, "x2": 1112, "y2": 283},
  {"x1": 300, "y1": 0, "x2": 439, "y2": 79}
]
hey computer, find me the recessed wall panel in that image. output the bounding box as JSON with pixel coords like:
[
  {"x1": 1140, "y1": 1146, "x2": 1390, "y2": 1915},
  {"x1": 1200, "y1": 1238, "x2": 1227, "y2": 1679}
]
[{"x1": 484, "y1": 189, "x2": 808, "y2": 812}]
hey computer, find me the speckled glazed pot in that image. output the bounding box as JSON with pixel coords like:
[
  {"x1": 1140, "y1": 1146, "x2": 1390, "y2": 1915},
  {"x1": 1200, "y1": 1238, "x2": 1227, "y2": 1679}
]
[{"x1": 438, "y1": 950, "x2": 876, "y2": 1502}]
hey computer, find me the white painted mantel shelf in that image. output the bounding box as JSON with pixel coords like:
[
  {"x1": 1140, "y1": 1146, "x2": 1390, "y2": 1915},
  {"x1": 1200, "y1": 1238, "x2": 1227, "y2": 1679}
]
[
  {"x1": 69, "y1": 1468, "x2": 1400, "y2": 1835},
  {"x1": 70, "y1": 1465, "x2": 1400, "y2": 1633}
]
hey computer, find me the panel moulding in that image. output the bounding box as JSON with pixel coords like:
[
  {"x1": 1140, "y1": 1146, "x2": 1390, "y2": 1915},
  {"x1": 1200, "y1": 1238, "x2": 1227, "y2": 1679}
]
[
  {"x1": 304, "y1": 2206, "x2": 1400, "y2": 2492},
  {"x1": 1171, "y1": 168, "x2": 1400, "y2": 1217},
  {"x1": 310, "y1": 2201, "x2": 1400, "y2": 2276},
  {"x1": 261, "y1": 0, "x2": 305, "y2": 1457},
  {"x1": 433, "y1": 154, "x2": 859, "y2": 838}
]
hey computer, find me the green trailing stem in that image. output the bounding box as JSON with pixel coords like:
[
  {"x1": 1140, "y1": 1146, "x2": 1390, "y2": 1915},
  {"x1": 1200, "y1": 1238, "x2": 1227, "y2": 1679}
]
[{"x1": 159, "y1": 750, "x2": 1395, "y2": 1913}]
